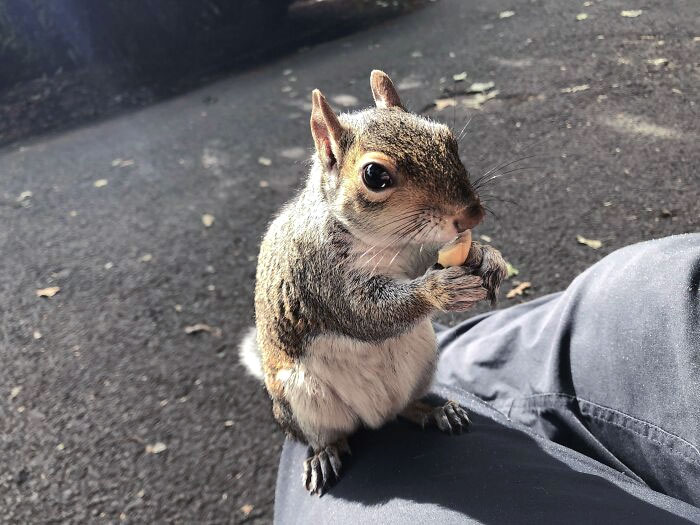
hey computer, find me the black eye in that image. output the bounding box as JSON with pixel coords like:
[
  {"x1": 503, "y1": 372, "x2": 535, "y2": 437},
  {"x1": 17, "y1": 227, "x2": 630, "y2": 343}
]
[{"x1": 362, "y1": 163, "x2": 393, "y2": 191}]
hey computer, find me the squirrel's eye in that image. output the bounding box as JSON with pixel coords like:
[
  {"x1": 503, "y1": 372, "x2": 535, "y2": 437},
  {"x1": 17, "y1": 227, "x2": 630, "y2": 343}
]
[{"x1": 362, "y1": 163, "x2": 393, "y2": 191}]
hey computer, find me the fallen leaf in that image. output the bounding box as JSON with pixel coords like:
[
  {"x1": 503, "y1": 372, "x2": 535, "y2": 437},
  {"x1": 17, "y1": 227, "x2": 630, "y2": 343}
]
[
  {"x1": 139, "y1": 253, "x2": 153, "y2": 263},
  {"x1": 33, "y1": 330, "x2": 42, "y2": 340},
  {"x1": 434, "y1": 98, "x2": 457, "y2": 111},
  {"x1": 111, "y1": 158, "x2": 134, "y2": 168},
  {"x1": 17, "y1": 190, "x2": 32, "y2": 202},
  {"x1": 560, "y1": 84, "x2": 590, "y2": 94},
  {"x1": 185, "y1": 323, "x2": 222, "y2": 337},
  {"x1": 452, "y1": 72, "x2": 468, "y2": 82},
  {"x1": 468, "y1": 81, "x2": 495, "y2": 93},
  {"x1": 259, "y1": 180, "x2": 269, "y2": 188},
  {"x1": 69, "y1": 210, "x2": 78, "y2": 217},
  {"x1": 36, "y1": 286, "x2": 60, "y2": 298},
  {"x1": 462, "y1": 90, "x2": 499, "y2": 110},
  {"x1": 331, "y1": 94, "x2": 359, "y2": 107},
  {"x1": 174, "y1": 304, "x2": 183, "y2": 312},
  {"x1": 576, "y1": 13, "x2": 589, "y2": 20},
  {"x1": 94, "y1": 179, "x2": 108, "y2": 188},
  {"x1": 56, "y1": 443, "x2": 65, "y2": 451},
  {"x1": 506, "y1": 281, "x2": 531, "y2": 299},
  {"x1": 10, "y1": 386, "x2": 21, "y2": 399},
  {"x1": 224, "y1": 420, "x2": 234, "y2": 427},
  {"x1": 505, "y1": 262, "x2": 520, "y2": 279},
  {"x1": 145, "y1": 442, "x2": 168, "y2": 454},
  {"x1": 258, "y1": 157, "x2": 272, "y2": 166},
  {"x1": 620, "y1": 9, "x2": 642, "y2": 17},
  {"x1": 202, "y1": 213, "x2": 215, "y2": 227},
  {"x1": 576, "y1": 235, "x2": 603, "y2": 249},
  {"x1": 480, "y1": 234, "x2": 492, "y2": 242},
  {"x1": 241, "y1": 504, "x2": 254, "y2": 516},
  {"x1": 499, "y1": 10, "x2": 515, "y2": 18},
  {"x1": 646, "y1": 58, "x2": 669, "y2": 67}
]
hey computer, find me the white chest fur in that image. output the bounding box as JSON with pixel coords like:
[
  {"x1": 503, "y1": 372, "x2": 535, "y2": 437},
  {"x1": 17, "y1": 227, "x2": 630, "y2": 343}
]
[{"x1": 279, "y1": 319, "x2": 437, "y2": 445}]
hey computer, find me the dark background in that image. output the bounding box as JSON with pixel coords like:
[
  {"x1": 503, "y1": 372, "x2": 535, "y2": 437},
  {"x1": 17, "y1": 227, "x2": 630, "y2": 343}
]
[{"x1": 1, "y1": 0, "x2": 698, "y2": 523}]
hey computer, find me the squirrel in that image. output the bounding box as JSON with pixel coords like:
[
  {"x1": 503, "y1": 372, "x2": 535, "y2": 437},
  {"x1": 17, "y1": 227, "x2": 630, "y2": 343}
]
[{"x1": 239, "y1": 70, "x2": 507, "y2": 495}]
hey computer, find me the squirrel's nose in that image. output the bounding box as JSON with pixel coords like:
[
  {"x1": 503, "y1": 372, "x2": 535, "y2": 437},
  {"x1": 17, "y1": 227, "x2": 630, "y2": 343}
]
[{"x1": 453, "y1": 205, "x2": 484, "y2": 233}]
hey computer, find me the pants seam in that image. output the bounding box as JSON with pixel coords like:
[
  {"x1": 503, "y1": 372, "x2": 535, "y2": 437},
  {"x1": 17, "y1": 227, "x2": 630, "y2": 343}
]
[{"x1": 510, "y1": 392, "x2": 700, "y2": 465}]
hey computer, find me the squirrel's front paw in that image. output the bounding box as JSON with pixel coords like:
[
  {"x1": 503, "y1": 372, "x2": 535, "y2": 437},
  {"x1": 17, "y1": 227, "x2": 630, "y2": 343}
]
[
  {"x1": 465, "y1": 242, "x2": 508, "y2": 304},
  {"x1": 424, "y1": 266, "x2": 488, "y2": 312}
]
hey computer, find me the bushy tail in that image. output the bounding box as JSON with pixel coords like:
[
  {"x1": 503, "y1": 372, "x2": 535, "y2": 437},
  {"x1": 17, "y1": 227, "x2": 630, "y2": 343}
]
[{"x1": 238, "y1": 326, "x2": 264, "y2": 381}]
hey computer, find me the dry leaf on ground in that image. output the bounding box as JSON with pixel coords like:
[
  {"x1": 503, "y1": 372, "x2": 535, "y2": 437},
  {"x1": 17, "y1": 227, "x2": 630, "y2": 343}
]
[
  {"x1": 36, "y1": 286, "x2": 60, "y2": 298},
  {"x1": 499, "y1": 10, "x2": 515, "y2": 18},
  {"x1": 452, "y1": 72, "x2": 468, "y2": 82},
  {"x1": 241, "y1": 504, "x2": 254, "y2": 516},
  {"x1": 576, "y1": 235, "x2": 603, "y2": 249},
  {"x1": 620, "y1": 10, "x2": 643, "y2": 17},
  {"x1": 561, "y1": 84, "x2": 590, "y2": 94},
  {"x1": 505, "y1": 262, "x2": 520, "y2": 279},
  {"x1": 462, "y1": 90, "x2": 499, "y2": 110},
  {"x1": 145, "y1": 442, "x2": 168, "y2": 454},
  {"x1": 434, "y1": 98, "x2": 457, "y2": 111},
  {"x1": 185, "y1": 323, "x2": 222, "y2": 337},
  {"x1": 111, "y1": 158, "x2": 134, "y2": 168},
  {"x1": 646, "y1": 58, "x2": 669, "y2": 67},
  {"x1": 468, "y1": 81, "x2": 495, "y2": 93},
  {"x1": 576, "y1": 13, "x2": 589, "y2": 20},
  {"x1": 258, "y1": 157, "x2": 272, "y2": 166},
  {"x1": 10, "y1": 386, "x2": 21, "y2": 399},
  {"x1": 506, "y1": 281, "x2": 531, "y2": 299},
  {"x1": 202, "y1": 213, "x2": 215, "y2": 227},
  {"x1": 94, "y1": 179, "x2": 108, "y2": 188}
]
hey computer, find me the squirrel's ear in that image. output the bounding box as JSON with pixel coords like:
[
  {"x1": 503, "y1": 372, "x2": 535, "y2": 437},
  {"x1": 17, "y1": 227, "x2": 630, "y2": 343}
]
[
  {"x1": 310, "y1": 89, "x2": 345, "y2": 170},
  {"x1": 370, "y1": 70, "x2": 404, "y2": 110}
]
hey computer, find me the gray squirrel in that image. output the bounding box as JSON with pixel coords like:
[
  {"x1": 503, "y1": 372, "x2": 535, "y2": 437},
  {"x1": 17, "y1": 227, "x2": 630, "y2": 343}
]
[{"x1": 239, "y1": 70, "x2": 507, "y2": 495}]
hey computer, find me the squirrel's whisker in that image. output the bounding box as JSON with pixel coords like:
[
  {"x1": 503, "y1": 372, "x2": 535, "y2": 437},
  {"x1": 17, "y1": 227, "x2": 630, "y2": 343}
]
[
  {"x1": 474, "y1": 165, "x2": 545, "y2": 191},
  {"x1": 456, "y1": 116, "x2": 473, "y2": 143},
  {"x1": 472, "y1": 154, "x2": 539, "y2": 189}
]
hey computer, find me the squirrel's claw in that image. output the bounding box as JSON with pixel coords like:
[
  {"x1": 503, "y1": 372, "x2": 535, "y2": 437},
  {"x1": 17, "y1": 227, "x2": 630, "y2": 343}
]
[
  {"x1": 433, "y1": 400, "x2": 471, "y2": 434},
  {"x1": 466, "y1": 242, "x2": 508, "y2": 305},
  {"x1": 302, "y1": 441, "x2": 350, "y2": 496}
]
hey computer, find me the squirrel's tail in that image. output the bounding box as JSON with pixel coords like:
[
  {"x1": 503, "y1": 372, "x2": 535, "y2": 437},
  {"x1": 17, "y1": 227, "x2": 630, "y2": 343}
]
[{"x1": 238, "y1": 326, "x2": 264, "y2": 381}]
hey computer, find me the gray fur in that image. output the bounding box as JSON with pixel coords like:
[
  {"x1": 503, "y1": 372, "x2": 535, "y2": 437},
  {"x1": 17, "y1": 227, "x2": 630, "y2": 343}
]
[{"x1": 246, "y1": 70, "x2": 508, "y2": 494}]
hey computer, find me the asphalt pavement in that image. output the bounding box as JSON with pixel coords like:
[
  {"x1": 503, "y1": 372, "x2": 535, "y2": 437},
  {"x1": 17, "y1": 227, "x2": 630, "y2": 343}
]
[{"x1": 1, "y1": 0, "x2": 698, "y2": 522}]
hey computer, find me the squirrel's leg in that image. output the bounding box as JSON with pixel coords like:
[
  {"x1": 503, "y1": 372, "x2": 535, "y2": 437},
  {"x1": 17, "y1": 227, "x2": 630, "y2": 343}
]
[
  {"x1": 400, "y1": 400, "x2": 471, "y2": 434},
  {"x1": 302, "y1": 436, "x2": 351, "y2": 496}
]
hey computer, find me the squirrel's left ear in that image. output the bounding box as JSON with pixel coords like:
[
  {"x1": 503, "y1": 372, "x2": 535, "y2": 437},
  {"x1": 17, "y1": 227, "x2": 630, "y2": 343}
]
[{"x1": 370, "y1": 70, "x2": 404, "y2": 110}]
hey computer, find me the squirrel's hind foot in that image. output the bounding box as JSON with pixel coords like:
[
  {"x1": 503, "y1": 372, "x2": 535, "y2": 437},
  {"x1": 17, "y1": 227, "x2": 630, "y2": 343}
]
[
  {"x1": 302, "y1": 438, "x2": 351, "y2": 496},
  {"x1": 401, "y1": 400, "x2": 471, "y2": 434},
  {"x1": 433, "y1": 400, "x2": 471, "y2": 434}
]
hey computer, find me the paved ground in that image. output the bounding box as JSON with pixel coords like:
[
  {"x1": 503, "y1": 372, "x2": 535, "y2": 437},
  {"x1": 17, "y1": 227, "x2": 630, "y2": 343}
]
[{"x1": 1, "y1": 0, "x2": 698, "y2": 523}]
